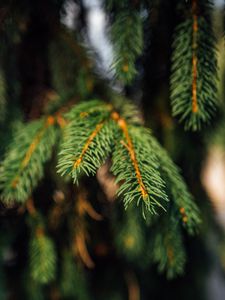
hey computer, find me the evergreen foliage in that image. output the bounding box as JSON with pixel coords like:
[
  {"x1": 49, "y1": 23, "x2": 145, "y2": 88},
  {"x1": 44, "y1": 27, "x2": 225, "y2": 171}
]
[
  {"x1": 0, "y1": 73, "x2": 202, "y2": 292},
  {"x1": 0, "y1": 0, "x2": 222, "y2": 297},
  {"x1": 57, "y1": 100, "x2": 115, "y2": 183},
  {"x1": 28, "y1": 208, "x2": 57, "y2": 284},
  {"x1": 107, "y1": 2, "x2": 143, "y2": 84},
  {"x1": 149, "y1": 137, "x2": 201, "y2": 234},
  {"x1": 170, "y1": 0, "x2": 218, "y2": 130},
  {"x1": 152, "y1": 213, "x2": 186, "y2": 279},
  {"x1": 0, "y1": 97, "x2": 200, "y2": 225},
  {"x1": 111, "y1": 125, "x2": 168, "y2": 215},
  {"x1": 48, "y1": 28, "x2": 94, "y2": 102},
  {"x1": 0, "y1": 118, "x2": 59, "y2": 203},
  {"x1": 57, "y1": 99, "x2": 200, "y2": 221},
  {"x1": 114, "y1": 207, "x2": 146, "y2": 260},
  {"x1": 29, "y1": 232, "x2": 56, "y2": 284}
]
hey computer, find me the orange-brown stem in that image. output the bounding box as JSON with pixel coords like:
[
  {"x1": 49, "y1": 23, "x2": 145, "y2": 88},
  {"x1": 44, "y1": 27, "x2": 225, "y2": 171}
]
[
  {"x1": 73, "y1": 231, "x2": 95, "y2": 268},
  {"x1": 21, "y1": 116, "x2": 55, "y2": 169},
  {"x1": 111, "y1": 112, "x2": 148, "y2": 199},
  {"x1": 191, "y1": 0, "x2": 198, "y2": 113},
  {"x1": 73, "y1": 122, "x2": 104, "y2": 169},
  {"x1": 26, "y1": 197, "x2": 37, "y2": 216},
  {"x1": 125, "y1": 271, "x2": 140, "y2": 300},
  {"x1": 72, "y1": 190, "x2": 98, "y2": 268},
  {"x1": 77, "y1": 194, "x2": 103, "y2": 221},
  {"x1": 11, "y1": 117, "x2": 55, "y2": 188}
]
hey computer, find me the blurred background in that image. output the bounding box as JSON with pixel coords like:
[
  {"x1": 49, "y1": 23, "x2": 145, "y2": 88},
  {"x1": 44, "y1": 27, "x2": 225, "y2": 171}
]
[{"x1": 1, "y1": 0, "x2": 225, "y2": 299}]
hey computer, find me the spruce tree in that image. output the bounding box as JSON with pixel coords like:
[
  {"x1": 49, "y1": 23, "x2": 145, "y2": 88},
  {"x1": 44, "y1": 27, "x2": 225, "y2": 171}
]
[{"x1": 0, "y1": 0, "x2": 224, "y2": 299}]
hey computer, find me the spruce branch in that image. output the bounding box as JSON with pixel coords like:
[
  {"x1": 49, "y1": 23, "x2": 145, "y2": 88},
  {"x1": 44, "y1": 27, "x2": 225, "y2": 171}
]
[
  {"x1": 114, "y1": 207, "x2": 145, "y2": 260},
  {"x1": 0, "y1": 116, "x2": 59, "y2": 203},
  {"x1": 57, "y1": 99, "x2": 201, "y2": 220},
  {"x1": 111, "y1": 113, "x2": 168, "y2": 215},
  {"x1": 57, "y1": 100, "x2": 116, "y2": 183},
  {"x1": 58, "y1": 100, "x2": 168, "y2": 214},
  {"x1": 152, "y1": 215, "x2": 186, "y2": 279},
  {"x1": 110, "y1": 9, "x2": 143, "y2": 84},
  {"x1": 29, "y1": 228, "x2": 57, "y2": 284},
  {"x1": 49, "y1": 28, "x2": 94, "y2": 100},
  {"x1": 27, "y1": 199, "x2": 57, "y2": 285},
  {"x1": 149, "y1": 137, "x2": 201, "y2": 234},
  {"x1": 170, "y1": 0, "x2": 218, "y2": 130},
  {"x1": 0, "y1": 96, "x2": 201, "y2": 222}
]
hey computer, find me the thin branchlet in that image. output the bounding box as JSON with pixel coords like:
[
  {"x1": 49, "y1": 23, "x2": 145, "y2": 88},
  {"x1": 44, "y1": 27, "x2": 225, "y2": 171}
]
[
  {"x1": 170, "y1": 0, "x2": 218, "y2": 130},
  {"x1": 11, "y1": 116, "x2": 56, "y2": 189},
  {"x1": 0, "y1": 114, "x2": 61, "y2": 202},
  {"x1": 57, "y1": 101, "x2": 115, "y2": 183},
  {"x1": 191, "y1": 0, "x2": 198, "y2": 113},
  {"x1": 73, "y1": 122, "x2": 105, "y2": 169},
  {"x1": 111, "y1": 112, "x2": 148, "y2": 199}
]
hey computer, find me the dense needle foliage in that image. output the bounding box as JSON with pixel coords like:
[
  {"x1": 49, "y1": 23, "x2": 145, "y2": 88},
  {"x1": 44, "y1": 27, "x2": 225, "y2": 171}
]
[{"x1": 0, "y1": 0, "x2": 222, "y2": 299}]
